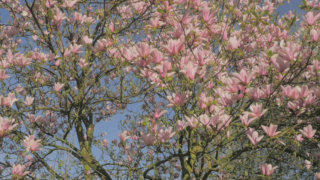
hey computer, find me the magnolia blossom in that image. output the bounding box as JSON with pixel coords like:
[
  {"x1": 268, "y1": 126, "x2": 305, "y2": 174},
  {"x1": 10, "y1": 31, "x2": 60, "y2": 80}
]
[
  {"x1": 78, "y1": 58, "x2": 88, "y2": 68},
  {"x1": 295, "y1": 134, "x2": 304, "y2": 142},
  {"x1": 62, "y1": 0, "x2": 78, "y2": 8},
  {"x1": 153, "y1": 109, "x2": 167, "y2": 120},
  {"x1": 233, "y1": 69, "x2": 254, "y2": 85},
  {"x1": 46, "y1": 0, "x2": 57, "y2": 8},
  {"x1": 15, "y1": 85, "x2": 25, "y2": 94},
  {"x1": 310, "y1": 28, "x2": 319, "y2": 41},
  {"x1": 0, "y1": 93, "x2": 17, "y2": 107},
  {"x1": 199, "y1": 114, "x2": 210, "y2": 127},
  {"x1": 262, "y1": 124, "x2": 281, "y2": 137},
  {"x1": 300, "y1": 125, "x2": 316, "y2": 139},
  {"x1": 305, "y1": 11, "x2": 320, "y2": 25},
  {"x1": 240, "y1": 114, "x2": 255, "y2": 127},
  {"x1": 185, "y1": 116, "x2": 198, "y2": 128},
  {"x1": 176, "y1": 120, "x2": 187, "y2": 131},
  {"x1": 102, "y1": 139, "x2": 108, "y2": 148},
  {"x1": 247, "y1": 128, "x2": 263, "y2": 146},
  {"x1": 167, "y1": 92, "x2": 187, "y2": 107},
  {"x1": 82, "y1": 36, "x2": 93, "y2": 45},
  {"x1": 261, "y1": 164, "x2": 277, "y2": 176},
  {"x1": 54, "y1": 82, "x2": 64, "y2": 92},
  {"x1": 0, "y1": 117, "x2": 18, "y2": 137},
  {"x1": 53, "y1": 8, "x2": 66, "y2": 28},
  {"x1": 248, "y1": 103, "x2": 267, "y2": 119},
  {"x1": 65, "y1": 44, "x2": 82, "y2": 56},
  {"x1": 0, "y1": 69, "x2": 9, "y2": 80},
  {"x1": 24, "y1": 96, "x2": 34, "y2": 106},
  {"x1": 158, "y1": 127, "x2": 175, "y2": 142},
  {"x1": 22, "y1": 135, "x2": 41, "y2": 152},
  {"x1": 12, "y1": 164, "x2": 29, "y2": 178},
  {"x1": 119, "y1": 131, "x2": 130, "y2": 142},
  {"x1": 228, "y1": 36, "x2": 240, "y2": 49},
  {"x1": 181, "y1": 61, "x2": 198, "y2": 80},
  {"x1": 165, "y1": 39, "x2": 184, "y2": 55}
]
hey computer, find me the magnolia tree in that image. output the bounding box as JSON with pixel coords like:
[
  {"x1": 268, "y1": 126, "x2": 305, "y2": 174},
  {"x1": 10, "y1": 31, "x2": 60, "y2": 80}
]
[
  {"x1": 116, "y1": 0, "x2": 320, "y2": 179},
  {"x1": 0, "y1": 0, "x2": 319, "y2": 179},
  {"x1": 0, "y1": 0, "x2": 154, "y2": 179}
]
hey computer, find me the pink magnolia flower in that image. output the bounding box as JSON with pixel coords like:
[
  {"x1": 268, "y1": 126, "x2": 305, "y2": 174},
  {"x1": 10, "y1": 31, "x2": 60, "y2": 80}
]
[
  {"x1": 279, "y1": 42, "x2": 300, "y2": 61},
  {"x1": 149, "y1": 17, "x2": 163, "y2": 28},
  {"x1": 46, "y1": 0, "x2": 57, "y2": 8},
  {"x1": 102, "y1": 139, "x2": 108, "y2": 148},
  {"x1": 311, "y1": 28, "x2": 319, "y2": 41},
  {"x1": 153, "y1": 109, "x2": 167, "y2": 120},
  {"x1": 62, "y1": 0, "x2": 78, "y2": 8},
  {"x1": 53, "y1": 8, "x2": 66, "y2": 28},
  {"x1": 137, "y1": 42, "x2": 151, "y2": 58},
  {"x1": 0, "y1": 69, "x2": 9, "y2": 80},
  {"x1": 176, "y1": 120, "x2": 186, "y2": 131},
  {"x1": 54, "y1": 82, "x2": 64, "y2": 92},
  {"x1": 271, "y1": 54, "x2": 290, "y2": 72},
  {"x1": 14, "y1": 54, "x2": 31, "y2": 67},
  {"x1": 15, "y1": 85, "x2": 24, "y2": 94},
  {"x1": 165, "y1": 39, "x2": 184, "y2": 56},
  {"x1": 240, "y1": 114, "x2": 255, "y2": 127},
  {"x1": 156, "y1": 60, "x2": 172, "y2": 78},
  {"x1": 287, "y1": 101, "x2": 299, "y2": 111},
  {"x1": 249, "y1": 87, "x2": 264, "y2": 100},
  {"x1": 198, "y1": 93, "x2": 213, "y2": 109},
  {"x1": 158, "y1": 127, "x2": 175, "y2": 142},
  {"x1": 181, "y1": 61, "x2": 198, "y2": 80},
  {"x1": 248, "y1": 103, "x2": 267, "y2": 119},
  {"x1": 109, "y1": 22, "x2": 115, "y2": 32},
  {"x1": 295, "y1": 134, "x2": 304, "y2": 142},
  {"x1": 0, "y1": 93, "x2": 17, "y2": 107},
  {"x1": 185, "y1": 116, "x2": 198, "y2": 128},
  {"x1": 151, "y1": 49, "x2": 163, "y2": 63},
  {"x1": 305, "y1": 11, "x2": 320, "y2": 25},
  {"x1": 65, "y1": 44, "x2": 82, "y2": 56},
  {"x1": 304, "y1": 95, "x2": 316, "y2": 106},
  {"x1": 119, "y1": 131, "x2": 130, "y2": 142},
  {"x1": 261, "y1": 164, "x2": 277, "y2": 176},
  {"x1": 228, "y1": 36, "x2": 240, "y2": 49},
  {"x1": 247, "y1": 128, "x2": 263, "y2": 146},
  {"x1": 262, "y1": 124, "x2": 281, "y2": 137},
  {"x1": 181, "y1": 13, "x2": 192, "y2": 25},
  {"x1": 12, "y1": 164, "x2": 29, "y2": 178},
  {"x1": 141, "y1": 133, "x2": 155, "y2": 146},
  {"x1": 28, "y1": 114, "x2": 41, "y2": 122},
  {"x1": 95, "y1": 39, "x2": 109, "y2": 52},
  {"x1": 73, "y1": 12, "x2": 84, "y2": 23},
  {"x1": 202, "y1": 6, "x2": 214, "y2": 22},
  {"x1": 199, "y1": 114, "x2": 210, "y2": 127},
  {"x1": 78, "y1": 58, "x2": 88, "y2": 68},
  {"x1": 0, "y1": 60, "x2": 10, "y2": 69},
  {"x1": 24, "y1": 96, "x2": 34, "y2": 106},
  {"x1": 0, "y1": 117, "x2": 18, "y2": 137},
  {"x1": 22, "y1": 135, "x2": 41, "y2": 151},
  {"x1": 167, "y1": 92, "x2": 188, "y2": 107},
  {"x1": 82, "y1": 36, "x2": 93, "y2": 45},
  {"x1": 300, "y1": 125, "x2": 316, "y2": 139},
  {"x1": 233, "y1": 69, "x2": 254, "y2": 85}
]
